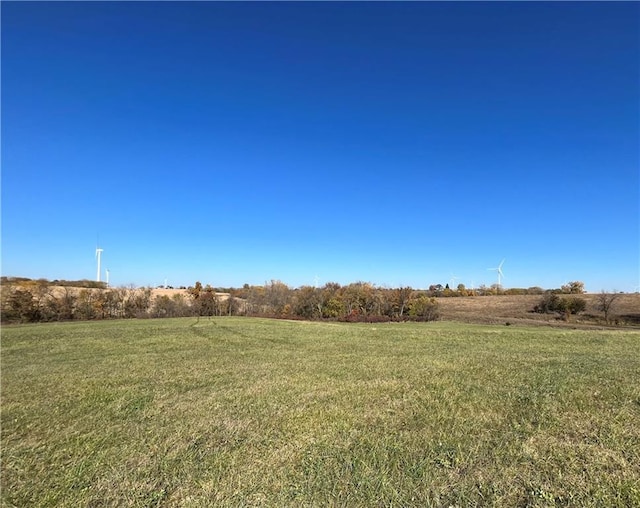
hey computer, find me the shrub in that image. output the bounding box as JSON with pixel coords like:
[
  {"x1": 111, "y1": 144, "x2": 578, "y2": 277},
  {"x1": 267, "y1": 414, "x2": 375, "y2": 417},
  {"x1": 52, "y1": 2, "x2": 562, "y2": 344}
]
[
  {"x1": 533, "y1": 293, "x2": 560, "y2": 313},
  {"x1": 6, "y1": 289, "x2": 40, "y2": 323},
  {"x1": 408, "y1": 295, "x2": 440, "y2": 322},
  {"x1": 533, "y1": 294, "x2": 586, "y2": 320}
]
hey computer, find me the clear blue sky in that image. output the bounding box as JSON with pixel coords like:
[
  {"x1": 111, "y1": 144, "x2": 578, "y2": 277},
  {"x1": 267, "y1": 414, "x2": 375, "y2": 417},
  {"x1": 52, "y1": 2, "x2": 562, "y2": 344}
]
[{"x1": 2, "y1": 2, "x2": 639, "y2": 292}]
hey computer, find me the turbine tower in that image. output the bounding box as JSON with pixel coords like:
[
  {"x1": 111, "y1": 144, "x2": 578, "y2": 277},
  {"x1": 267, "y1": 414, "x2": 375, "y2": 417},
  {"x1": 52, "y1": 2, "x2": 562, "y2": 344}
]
[
  {"x1": 488, "y1": 259, "x2": 505, "y2": 288},
  {"x1": 96, "y1": 247, "x2": 104, "y2": 282}
]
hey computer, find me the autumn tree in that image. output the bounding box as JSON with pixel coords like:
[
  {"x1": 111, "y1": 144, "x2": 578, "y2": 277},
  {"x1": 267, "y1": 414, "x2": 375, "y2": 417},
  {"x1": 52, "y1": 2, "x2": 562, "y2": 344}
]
[
  {"x1": 245, "y1": 285, "x2": 266, "y2": 315},
  {"x1": 7, "y1": 289, "x2": 40, "y2": 323},
  {"x1": 561, "y1": 281, "x2": 586, "y2": 294},
  {"x1": 188, "y1": 281, "x2": 203, "y2": 300},
  {"x1": 223, "y1": 293, "x2": 240, "y2": 316},
  {"x1": 199, "y1": 285, "x2": 219, "y2": 316},
  {"x1": 75, "y1": 289, "x2": 97, "y2": 320},
  {"x1": 392, "y1": 287, "x2": 413, "y2": 318},
  {"x1": 265, "y1": 280, "x2": 290, "y2": 316},
  {"x1": 151, "y1": 293, "x2": 191, "y2": 318},
  {"x1": 321, "y1": 283, "x2": 343, "y2": 318},
  {"x1": 408, "y1": 294, "x2": 440, "y2": 321},
  {"x1": 293, "y1": 286, "x2": 321, "y2": 319},
  {"x1": 342, "y1": 282, "x2": 378, "y2": 317},
  {"x1": 123, "y1": 288, "x2": 152, "y2": 318}
]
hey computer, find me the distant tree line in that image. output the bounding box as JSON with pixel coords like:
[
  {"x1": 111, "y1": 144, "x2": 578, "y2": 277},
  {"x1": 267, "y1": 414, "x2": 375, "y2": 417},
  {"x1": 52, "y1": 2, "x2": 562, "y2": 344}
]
[
  {"x1": 1, "y1": 278, "x2": 439, "y2": 324},
  {"x1": 1, "y1": 281, "x2": 154, "y2": 323},
  {"x1": 429, "y1": 280, "x2": 585, "y2": 297},
  {"x1": 236, "y1": 281, "x2": 439, "y2": 322},
  {"x1": 1, "y1": 277, "x2": 597, "y2": 325},
  {"x1": 1, "y1": 276, "x2": 106, "y2": 289}
]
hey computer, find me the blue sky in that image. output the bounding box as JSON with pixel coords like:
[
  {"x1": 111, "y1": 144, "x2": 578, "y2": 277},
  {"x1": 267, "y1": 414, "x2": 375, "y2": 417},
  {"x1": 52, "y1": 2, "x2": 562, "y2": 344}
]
[{"x1": 2, "y1": 2, "x2": 639, "y2": 292}]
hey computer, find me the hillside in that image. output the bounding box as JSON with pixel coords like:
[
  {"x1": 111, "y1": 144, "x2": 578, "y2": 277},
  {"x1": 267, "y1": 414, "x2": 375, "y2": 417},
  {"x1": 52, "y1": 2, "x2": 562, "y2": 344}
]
[
  {"x1": 2, "y1": 278, "x2": 638, "y2": 328},
  {"x1": 436, "y1": 293, "x2": 640, "y2": 328}
]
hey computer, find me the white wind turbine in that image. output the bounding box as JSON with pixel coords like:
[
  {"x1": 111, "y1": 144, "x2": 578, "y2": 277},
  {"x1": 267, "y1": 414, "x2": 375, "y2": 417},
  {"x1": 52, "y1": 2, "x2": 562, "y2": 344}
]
[
  {"x1": 96, "y1": 247, "x2": 104, "y2": 282},
  {"x1": 449, "y1": 273, "x2": 459, "y2": 289},
  {"x1": 488, "y1": 259, "x2": 505, "y2": 288}
]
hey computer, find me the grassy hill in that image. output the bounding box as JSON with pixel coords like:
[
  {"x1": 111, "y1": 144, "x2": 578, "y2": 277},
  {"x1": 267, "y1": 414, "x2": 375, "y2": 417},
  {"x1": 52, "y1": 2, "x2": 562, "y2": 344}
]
[
  {"x1": 437, "y1": 293, "x2": 640, "y2": 328},
  {"x1": 2, "y1": 318, "x2": 639, "y2": 506}
]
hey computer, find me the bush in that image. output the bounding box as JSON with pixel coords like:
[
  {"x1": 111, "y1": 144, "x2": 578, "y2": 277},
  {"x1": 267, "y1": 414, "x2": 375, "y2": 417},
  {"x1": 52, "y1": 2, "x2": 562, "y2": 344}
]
[
  {"x1": 533, "y1": 294, "x2": 586, "y2": 320},
  {"x1": 6, "y1": 289, "x2": 40, "y2": 323},
  {"x1": 565, "y1": 297, "x2": 587, "y2": 314},
  {"x1": 408, "y1": 295, "x2": 440, "y2": 322},
  {"x1": 533, "y1": 293, "x2": 560, "y2": 313}
]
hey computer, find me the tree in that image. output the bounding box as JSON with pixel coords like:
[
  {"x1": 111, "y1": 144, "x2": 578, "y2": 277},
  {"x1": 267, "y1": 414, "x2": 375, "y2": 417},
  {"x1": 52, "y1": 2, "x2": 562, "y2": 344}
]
[
  {"x1": 561, "y1": 281, "x2": 585, "y2": 294},
  {"x1": 322, "y1": 297, "x2": 344, "y2": 319},
  {"x1": 265, "y1": 280, "x2": 290, "y2": 316},
  {"x1": 597, "y1": 291, "x2": 620, "y2": 325},
  {"x1": 534, "y1": 293, "x2": 586, "y2": 321},
  {"x1": 193, "y1": 286, "x2": 218, "y2": 316},
  {"x1": 151, "y1": 295, "x2": 176, "y2": 318},
  {"x1": 224, "y1": 293, "x2": 240, "y2": 316},
  {"x1": 408, "y1": 294, "x2": 440, "y2": 321},
  {"x1": 245, "y1": 285, "x2": 266, "y2": 315},
  {"x1": 392, "y1": 287, "x2": 413, "y2": 317},
  {"x1": 428, "y1": 284, "x2": 444, "y2": 297},
  {"x1": 7, "y1": 289, "x2": 39, "y2": 323},
  {"x1": 123, "y1": 288, "x2": 152, "y2": 318},
  {"x1": 342, "y1": 282, "x2": 379, "y2": 317},
  {"x1": 556, "y1": 296, "x2": 587, "y2": 321},
  {"x1": 41, "y1": 290, "x2": 67, "y2": 322},
  {"x1": 102, "y1": 289, "x2": 122, "y2": 319},
  {"x1": 293, "y1": 286, "x2": 321, "y2": 319},
  {"x1": 188, "y1": 281, "x2": 203, "y2": 300},
  {"x1": 75, "y1": 289, "x2": 97, "y2": 320}
]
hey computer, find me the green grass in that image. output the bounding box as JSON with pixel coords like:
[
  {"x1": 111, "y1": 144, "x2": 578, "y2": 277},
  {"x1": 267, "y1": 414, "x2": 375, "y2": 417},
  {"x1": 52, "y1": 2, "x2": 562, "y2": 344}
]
[{"x1": 2, "y1": 318, "x2": 639, "y2": 507}]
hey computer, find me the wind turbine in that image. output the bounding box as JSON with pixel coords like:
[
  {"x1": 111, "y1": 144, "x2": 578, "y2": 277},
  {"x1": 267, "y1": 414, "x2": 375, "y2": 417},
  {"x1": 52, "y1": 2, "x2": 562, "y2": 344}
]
[
  {"x1": 106, "y1": 269, "x2": 110, "y2": 287},
  {"x1": 96, "y1": 247, "x2": 104, "y2": 282},
  {"x1": 488, "y1": 259, "x2": 505, "y2": 288}
]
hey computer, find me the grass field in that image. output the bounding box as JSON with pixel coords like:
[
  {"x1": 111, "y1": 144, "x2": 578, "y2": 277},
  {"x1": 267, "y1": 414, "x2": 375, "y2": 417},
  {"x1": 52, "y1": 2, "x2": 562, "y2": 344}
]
[{"x1": 2, "y1": 317, "x2": 639, "y2": 507}]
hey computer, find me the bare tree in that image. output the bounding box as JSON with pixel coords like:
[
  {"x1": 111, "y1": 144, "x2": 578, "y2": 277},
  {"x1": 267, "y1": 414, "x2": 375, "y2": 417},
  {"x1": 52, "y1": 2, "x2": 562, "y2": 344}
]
[{"x1": 597, "y1": 291, "x2": 620, "y2": 325}]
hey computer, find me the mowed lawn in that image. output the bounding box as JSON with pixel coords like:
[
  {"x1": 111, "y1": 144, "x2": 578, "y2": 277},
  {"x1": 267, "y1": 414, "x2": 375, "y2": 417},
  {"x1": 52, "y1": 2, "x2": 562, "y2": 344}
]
[{"x1": 2, "y1": 318, "x2": 639, "y2": 507}]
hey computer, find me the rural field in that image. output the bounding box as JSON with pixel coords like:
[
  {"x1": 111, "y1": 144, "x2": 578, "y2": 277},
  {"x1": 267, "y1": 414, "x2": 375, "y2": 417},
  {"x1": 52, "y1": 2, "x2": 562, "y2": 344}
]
[{"x1": 1, "y1": 317, "x2": 639, "y2": 507}]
